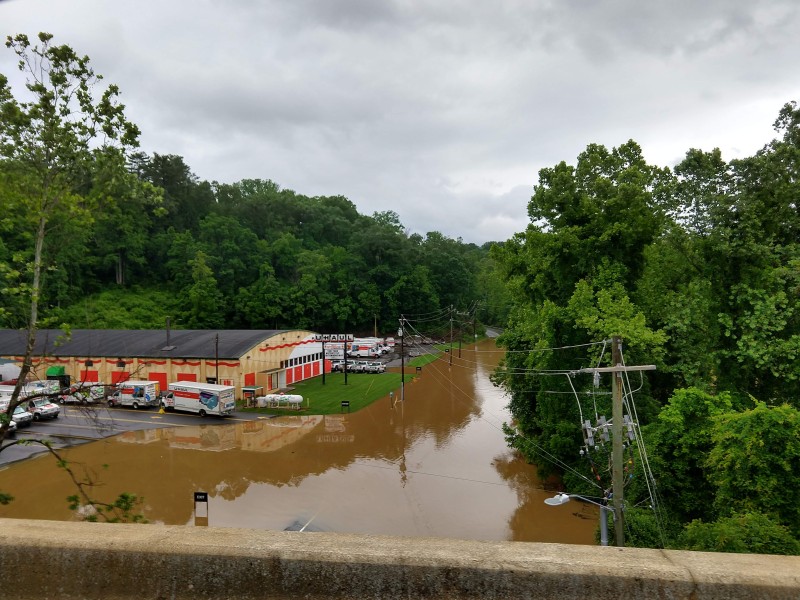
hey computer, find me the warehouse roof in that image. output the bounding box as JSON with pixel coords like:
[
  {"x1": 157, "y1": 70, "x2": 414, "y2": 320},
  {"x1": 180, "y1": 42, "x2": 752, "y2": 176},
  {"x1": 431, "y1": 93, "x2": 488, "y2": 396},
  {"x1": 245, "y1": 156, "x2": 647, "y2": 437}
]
[{"x1": 0, "y1": 329, "x2": 296, "y2": 360}]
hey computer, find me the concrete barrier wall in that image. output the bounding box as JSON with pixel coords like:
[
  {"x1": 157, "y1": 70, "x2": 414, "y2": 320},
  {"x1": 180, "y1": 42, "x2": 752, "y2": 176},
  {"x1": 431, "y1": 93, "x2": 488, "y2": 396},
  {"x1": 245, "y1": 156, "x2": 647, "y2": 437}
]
[{"x1": 0, "y1": 518, "x2": 799, "y2": 599}]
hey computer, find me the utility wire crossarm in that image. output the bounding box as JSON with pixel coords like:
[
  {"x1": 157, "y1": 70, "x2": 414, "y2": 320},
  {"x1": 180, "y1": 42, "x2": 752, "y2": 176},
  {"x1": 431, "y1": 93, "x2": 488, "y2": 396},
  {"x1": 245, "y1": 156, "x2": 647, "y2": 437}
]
[{"x1": 578, "y1": 365, "x2": 657, "y2": 374}]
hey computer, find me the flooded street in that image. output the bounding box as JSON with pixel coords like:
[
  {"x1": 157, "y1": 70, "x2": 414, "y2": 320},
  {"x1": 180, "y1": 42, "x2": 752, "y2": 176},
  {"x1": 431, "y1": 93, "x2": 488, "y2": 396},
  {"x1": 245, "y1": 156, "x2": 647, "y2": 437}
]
[{"x1": 0, "y1": 340, "x2": 597, "y2": 544}]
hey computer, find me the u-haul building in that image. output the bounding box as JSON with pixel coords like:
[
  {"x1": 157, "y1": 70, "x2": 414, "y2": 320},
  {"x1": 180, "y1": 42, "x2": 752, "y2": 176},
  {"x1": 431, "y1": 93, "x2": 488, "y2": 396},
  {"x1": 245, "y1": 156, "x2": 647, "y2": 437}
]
[{"x1": 0, "y1": 329, "x2": 330, "y2": 399}]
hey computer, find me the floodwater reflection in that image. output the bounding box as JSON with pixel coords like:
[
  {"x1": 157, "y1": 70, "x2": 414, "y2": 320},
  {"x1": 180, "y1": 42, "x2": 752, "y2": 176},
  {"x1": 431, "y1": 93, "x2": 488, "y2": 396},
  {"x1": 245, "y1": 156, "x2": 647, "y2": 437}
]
[{"x1": 0, "y1": 340, "x2": 596, "y2": 544}]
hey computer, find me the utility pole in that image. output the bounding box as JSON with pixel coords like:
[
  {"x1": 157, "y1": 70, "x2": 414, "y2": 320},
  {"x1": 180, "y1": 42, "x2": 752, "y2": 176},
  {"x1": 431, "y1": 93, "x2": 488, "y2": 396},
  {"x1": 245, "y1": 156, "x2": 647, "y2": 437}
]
[
  {"x1": 214, "y1": 333, "x2": 219, "y2": 384},
  {"x1": 611, "y1": 336, "x2": 624, "y2": 547},
  {"x1": 581, "y1": 337, "x2": 656, "y2": 547},
  {"x1": 398, "y1": 319, "x2": 405, "y2": 402},
  {"x1": 449, "y1": 306, "x2": 453, "y2": 366},
  {"x1": 473, "y1": 315, "x2": 476, "y2": 345}
]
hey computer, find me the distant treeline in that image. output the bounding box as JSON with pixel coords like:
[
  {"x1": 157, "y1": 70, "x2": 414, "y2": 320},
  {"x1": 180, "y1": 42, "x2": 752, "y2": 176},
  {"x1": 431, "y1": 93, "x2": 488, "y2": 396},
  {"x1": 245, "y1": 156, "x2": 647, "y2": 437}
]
[{"x1": 0, "y1": 152, "x2": 511, "y2": 333}]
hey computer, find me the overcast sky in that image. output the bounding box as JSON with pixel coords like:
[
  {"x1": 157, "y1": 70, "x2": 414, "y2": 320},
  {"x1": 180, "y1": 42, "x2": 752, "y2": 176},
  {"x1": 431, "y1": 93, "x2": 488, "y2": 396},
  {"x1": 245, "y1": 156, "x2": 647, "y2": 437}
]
[{"x1": 2, "y1": 1, "x2": 798, "y2": 244}]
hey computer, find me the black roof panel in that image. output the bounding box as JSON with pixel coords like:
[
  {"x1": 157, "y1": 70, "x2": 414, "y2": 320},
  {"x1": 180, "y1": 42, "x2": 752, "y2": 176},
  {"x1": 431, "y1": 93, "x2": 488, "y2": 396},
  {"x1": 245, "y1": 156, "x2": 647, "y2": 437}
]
[{"x1": 0, "y1": 329, "x2": 293, "y2": 360}]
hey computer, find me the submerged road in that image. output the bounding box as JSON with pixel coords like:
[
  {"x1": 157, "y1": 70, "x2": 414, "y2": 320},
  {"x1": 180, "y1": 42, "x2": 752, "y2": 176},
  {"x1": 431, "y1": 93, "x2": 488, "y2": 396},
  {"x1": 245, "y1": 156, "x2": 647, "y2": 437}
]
[{"x1": 0, "y1": 404, "x2": 265, "y2": 467}]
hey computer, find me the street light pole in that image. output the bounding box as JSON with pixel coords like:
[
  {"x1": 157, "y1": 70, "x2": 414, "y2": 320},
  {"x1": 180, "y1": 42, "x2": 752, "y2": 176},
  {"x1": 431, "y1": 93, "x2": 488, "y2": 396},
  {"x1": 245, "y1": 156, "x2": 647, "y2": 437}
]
[
  {"x1": 398, "y1": 320, "x2": 404, "y2": 403},
  {"x1": 544, "y1": 493, "x2": 611, "y2": 546}
]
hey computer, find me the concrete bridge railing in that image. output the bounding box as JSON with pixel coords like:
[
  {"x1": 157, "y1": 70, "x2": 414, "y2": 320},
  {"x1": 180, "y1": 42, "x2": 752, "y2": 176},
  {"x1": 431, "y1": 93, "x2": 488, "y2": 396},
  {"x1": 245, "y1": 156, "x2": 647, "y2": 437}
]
[{"x1": 1, "y1": 518, "x2": 799, "y2": 599}]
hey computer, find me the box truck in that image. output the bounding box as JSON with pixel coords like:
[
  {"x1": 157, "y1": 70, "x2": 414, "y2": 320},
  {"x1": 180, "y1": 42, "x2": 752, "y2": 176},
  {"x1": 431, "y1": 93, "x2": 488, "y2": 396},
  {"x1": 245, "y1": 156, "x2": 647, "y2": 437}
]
[
  {"x1": 108, "y1": 380, "x2": 161, "y2": 409},
  {"x1": 166, "y1": 381, "x2": 236, "y2": 417},
  {"x1": 347, "y1": 339, "x2": 382, "y2": 358}
]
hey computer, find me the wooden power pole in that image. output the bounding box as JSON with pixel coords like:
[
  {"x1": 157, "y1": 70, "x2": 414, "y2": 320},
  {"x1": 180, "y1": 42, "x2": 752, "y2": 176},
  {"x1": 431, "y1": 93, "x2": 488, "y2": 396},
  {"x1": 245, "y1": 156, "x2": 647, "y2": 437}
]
[
  {"x1": 611, "y1": 336, "x2": 624, "y2": 547},
  {"x1": 582, "y1": 337, "x2": 655, "y2": 547}
]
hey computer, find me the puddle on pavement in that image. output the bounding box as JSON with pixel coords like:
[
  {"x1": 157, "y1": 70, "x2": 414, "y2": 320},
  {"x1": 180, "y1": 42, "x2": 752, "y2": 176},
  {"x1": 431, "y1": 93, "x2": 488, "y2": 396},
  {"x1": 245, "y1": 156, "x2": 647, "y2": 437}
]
[{"x1": 0, "y1": 340, "x2": 597, "y2": 544}]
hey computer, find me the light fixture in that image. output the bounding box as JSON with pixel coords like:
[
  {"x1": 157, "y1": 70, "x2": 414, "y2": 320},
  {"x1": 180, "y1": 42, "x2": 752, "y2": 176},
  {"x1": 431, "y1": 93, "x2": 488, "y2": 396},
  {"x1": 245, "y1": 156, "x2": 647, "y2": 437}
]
[
  {"x1": 84, "y1": 360, "x2": 94, "y2": 367},
  {"x1": 116, "y1": 359, "x2": 125, "y2": 368},
  {"x1": 543, "y1": 493, "x2": 571, "y2": 506},
  {"x1": 544, "y1": 492, "x2": 612, "y2": 546}
]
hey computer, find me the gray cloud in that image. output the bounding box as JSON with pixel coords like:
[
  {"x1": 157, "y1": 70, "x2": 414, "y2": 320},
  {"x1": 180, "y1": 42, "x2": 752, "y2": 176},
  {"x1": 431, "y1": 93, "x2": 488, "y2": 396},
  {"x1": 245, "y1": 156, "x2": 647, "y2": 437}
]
[{"x1": 2, "y1": 0, "x2": 798, "y2": 243}]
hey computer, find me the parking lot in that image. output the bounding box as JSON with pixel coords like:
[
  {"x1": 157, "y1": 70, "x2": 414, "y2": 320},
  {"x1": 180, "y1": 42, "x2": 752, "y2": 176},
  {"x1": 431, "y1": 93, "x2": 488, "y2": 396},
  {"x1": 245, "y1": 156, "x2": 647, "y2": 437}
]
[{"x1": 0, "y1": 403, "x2": 264, "y2": 467}]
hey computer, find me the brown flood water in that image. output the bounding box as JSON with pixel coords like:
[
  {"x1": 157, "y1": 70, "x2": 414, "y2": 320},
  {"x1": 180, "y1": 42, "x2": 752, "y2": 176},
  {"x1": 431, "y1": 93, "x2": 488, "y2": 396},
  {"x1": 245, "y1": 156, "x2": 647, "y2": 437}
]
[{"x1": 0, "y1": 339, "x2": 598, "y2": 544}]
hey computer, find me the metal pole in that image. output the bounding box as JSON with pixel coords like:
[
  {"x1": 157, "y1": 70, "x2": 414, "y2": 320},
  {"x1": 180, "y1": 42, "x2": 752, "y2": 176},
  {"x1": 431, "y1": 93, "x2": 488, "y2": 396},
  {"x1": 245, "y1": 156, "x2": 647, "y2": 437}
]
[
  {"x1": 449, "y1": 307, "x2": 453, "y2": 366},
  {"x1": 599, "y1": 505, "x2": 609, "y2": 547},
  {"x1": 321, "y1": 339, "x2": 326, "y2": 385},
  {"x1": 344, "y1": 340, "x2": 349, "y2": 386},
  {"x1": 611, "y1": 336, "x2": 624, "y2": 547},
  {"x1": 215, "y1": 333, "x2": 219, "y2": 384},
  {"x1": 400, "y1": 328, "x2": 405, "y2": 402}
]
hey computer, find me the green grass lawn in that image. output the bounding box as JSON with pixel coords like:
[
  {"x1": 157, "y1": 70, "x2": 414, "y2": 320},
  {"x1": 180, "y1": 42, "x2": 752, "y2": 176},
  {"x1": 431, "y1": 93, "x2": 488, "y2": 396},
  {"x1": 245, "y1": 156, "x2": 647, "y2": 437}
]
[
  {"x1": 237, "y1": 346, "x2": 460, "y2": 417},
  {"x1": 408, "y1": 350, "x2": 443, "y2": 368},
  {"x1": 238, "y1": 371, "x2": 418, "y2": 416}
]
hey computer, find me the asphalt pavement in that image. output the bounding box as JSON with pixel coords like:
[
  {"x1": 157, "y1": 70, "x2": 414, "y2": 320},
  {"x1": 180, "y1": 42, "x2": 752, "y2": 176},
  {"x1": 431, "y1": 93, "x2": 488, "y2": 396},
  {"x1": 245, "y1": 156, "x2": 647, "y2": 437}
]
[{"x1": 0, "y1": 403, "x2": 264, "y2": 467}]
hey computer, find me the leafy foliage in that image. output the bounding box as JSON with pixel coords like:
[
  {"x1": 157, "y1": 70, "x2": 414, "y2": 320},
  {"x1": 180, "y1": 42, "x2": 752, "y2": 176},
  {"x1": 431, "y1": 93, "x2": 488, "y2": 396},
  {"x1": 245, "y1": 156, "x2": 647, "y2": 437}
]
[
  {"x1": 707, "y1": 402, "x2": 800, "y2": 537},
  {"x1": 681, "y1": 512, "x2": 800, "y2": 555},
  {"x1": 493, "y1": 102, "x2": 800, "y2": 553}
]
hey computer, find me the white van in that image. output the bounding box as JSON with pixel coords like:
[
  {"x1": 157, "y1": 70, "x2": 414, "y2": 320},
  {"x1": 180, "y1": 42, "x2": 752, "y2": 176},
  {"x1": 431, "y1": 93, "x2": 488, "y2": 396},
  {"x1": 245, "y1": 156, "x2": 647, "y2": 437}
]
[
  {"x1": 108, "y1": 380, "x2": 160, "y2": 409},
  {"x1": 166, "y1": 382, "x2": 236, "y2": 417}
]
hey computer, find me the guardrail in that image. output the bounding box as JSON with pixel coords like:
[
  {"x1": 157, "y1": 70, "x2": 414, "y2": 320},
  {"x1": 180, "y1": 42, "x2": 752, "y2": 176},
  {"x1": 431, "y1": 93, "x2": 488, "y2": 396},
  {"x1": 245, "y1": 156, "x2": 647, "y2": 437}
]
[{"x1": 0, "y1": 518, "x2": 798, "y2": 599}]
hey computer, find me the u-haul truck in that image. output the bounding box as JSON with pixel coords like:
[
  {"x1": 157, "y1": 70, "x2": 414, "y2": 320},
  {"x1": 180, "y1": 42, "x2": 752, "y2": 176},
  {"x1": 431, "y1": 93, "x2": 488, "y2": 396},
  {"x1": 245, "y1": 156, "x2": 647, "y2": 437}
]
[
  {"x1": 166, "y1": 382, "x2": 236, "y2": 417},
  {"x1": 108, "y1": 380, "x2": 160, "y2": 409}
]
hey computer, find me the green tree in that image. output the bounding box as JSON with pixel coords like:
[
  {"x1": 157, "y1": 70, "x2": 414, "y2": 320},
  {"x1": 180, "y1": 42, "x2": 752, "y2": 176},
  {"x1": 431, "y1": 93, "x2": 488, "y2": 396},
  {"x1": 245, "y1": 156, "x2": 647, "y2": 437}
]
[
  {"x1": 197, "y1": 213, "x2": 263, "y2": 304},
  {"x1": 493, "y1": 140, "x2": 667, "y2": 475},
  {"x1": 0, "y1": 32, "x2": 138, "y2": 436},
  {"x1": 707, "y1": 402, "x2": 800, "y2": 537},
  {"x1": 235, "y1": 263, "x2": 284, "y2": 329},
  {"x1": 179, "y1": 251, "x2": 224, "y2": 328},
  {"x1": 418, "y1": 231, "x2": 476, "y2": 312},
  {"x1": 640, "y1": 388, "x2": 734, "y2": 525},
  {"x1": 137, "y1": 153, "x2": 214, "y2": 234},
  {"x1": 681, "y1": 512, "x2": 799, "y2": 555},
  {"x1": 88, "y1": 148, "x2": 164, "y2": 286}
]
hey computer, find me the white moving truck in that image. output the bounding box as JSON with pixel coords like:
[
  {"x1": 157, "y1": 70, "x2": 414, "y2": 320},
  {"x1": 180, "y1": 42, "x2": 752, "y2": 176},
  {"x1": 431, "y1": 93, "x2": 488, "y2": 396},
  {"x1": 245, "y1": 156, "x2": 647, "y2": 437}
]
[
  {"x1": 347, "y1": 339, "x2": 382, "y2": 358},
  {"x1": 166, "y1": 381, "x2": 236, "y2": 417},
  {"x1": 108, "y1": 380, "x2": 161, "y2": 409}
]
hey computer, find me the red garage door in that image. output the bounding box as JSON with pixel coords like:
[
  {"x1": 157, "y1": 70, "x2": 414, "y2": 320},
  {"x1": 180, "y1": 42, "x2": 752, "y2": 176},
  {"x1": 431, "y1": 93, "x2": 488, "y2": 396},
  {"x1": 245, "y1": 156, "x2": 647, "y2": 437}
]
[
  {"x1": 149, "y1": 372, "x2": 168, "y2": 393},
  {"x1": 79, "y1": 370, "x2": 99, "y2": 382},
  {"x1": 177, "y1": 373, "x2": 197, "y2": 382}
]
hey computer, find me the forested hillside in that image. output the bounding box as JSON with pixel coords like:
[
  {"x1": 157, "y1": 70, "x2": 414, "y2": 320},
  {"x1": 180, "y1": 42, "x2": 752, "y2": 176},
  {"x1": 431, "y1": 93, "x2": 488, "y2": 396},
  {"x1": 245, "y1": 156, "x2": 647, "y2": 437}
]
[
  {"x1": 492, "y1": 102, "x2": 800, "y2": 553},
  {"x1": 0, "y1": 150, "x2": 508, "y2": 333}
]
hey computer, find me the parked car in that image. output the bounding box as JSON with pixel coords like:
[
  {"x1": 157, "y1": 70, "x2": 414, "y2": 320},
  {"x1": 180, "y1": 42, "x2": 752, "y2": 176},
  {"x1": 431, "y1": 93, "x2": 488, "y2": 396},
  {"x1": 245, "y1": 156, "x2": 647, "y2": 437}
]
[
  {"x1": 1, "y1": 416, "x2": 17, "y2": 435},
  {"x1": 26, "y1": 398, "x2": 60, "y2": 420},
  {"x1": 351, "y1": 360, "x2": 385, "y2": 373},
  {"x1": 368, "y1": 361, "x2": 386, "y2": 373},
  {"x1": 330, "y1": 360, "x2": 345, "y2": 373},
  {"x1": 351, "y1": 361, "x2": 369, "y2": 373},
  {"x1": 12, "y1": 406, "x2": 33, "y2": 427}
]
